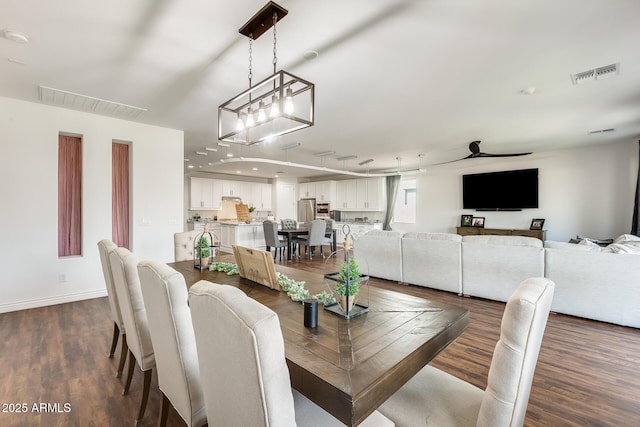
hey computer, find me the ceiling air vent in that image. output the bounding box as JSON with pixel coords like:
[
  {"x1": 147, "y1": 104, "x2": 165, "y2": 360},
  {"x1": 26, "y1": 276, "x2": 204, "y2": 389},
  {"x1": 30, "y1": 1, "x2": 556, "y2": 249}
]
[
  {"x1": 571, "y1": 63, "x2": 620, "y2": 85},
  {"x1": 38, "y1": 85, "x2": 147, "y2": 119}
]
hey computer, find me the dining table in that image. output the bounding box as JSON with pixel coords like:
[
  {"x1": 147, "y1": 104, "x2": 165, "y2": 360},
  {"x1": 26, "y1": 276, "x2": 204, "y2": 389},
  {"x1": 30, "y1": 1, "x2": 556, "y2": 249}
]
[
  {"x1": 278, "y1": 227, "x2": 337, "y2": 261},
  {"x1": 169, "y1": 260, "x2": 469, "y2": 426}
]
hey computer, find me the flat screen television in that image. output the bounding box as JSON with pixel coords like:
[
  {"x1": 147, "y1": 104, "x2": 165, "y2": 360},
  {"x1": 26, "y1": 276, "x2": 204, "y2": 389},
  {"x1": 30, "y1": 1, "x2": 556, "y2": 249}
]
[{"x1": 462, "y1": 168, "x2": 538, "y2": 211}]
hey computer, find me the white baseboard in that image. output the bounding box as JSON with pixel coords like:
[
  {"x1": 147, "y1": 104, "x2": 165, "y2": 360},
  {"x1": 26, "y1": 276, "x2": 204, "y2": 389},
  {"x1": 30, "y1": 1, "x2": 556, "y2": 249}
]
[{"x1": 0, "y1": 289, "x2": 108, "y2": 314}]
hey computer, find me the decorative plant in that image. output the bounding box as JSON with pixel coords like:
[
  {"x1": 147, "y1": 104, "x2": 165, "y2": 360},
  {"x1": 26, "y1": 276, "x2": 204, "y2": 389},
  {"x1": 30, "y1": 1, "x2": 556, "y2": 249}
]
[
  {"x1": 209, "y1": 261, "x2": 238, "y2": 275},
  {"x1": 335, "y1": 258, "x2": 361, "y2": 296},
  {"x1": 248, "y1": 206, "x2": 256, "y2": 213},
  {"x1": 197, "y1": 236, "x2": 211, "y2": 259}
]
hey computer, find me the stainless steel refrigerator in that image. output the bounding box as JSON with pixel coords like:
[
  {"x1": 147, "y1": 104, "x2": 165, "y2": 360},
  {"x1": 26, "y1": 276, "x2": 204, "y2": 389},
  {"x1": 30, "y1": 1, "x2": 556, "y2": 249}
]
[{"x1": 297, "y1": 198, "x2": 316, "y2": 224}]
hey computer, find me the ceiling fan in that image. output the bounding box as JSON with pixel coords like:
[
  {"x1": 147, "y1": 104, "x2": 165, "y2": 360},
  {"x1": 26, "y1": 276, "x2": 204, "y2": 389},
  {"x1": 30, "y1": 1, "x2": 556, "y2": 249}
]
[{"x1": 438, "y1": 140, "x2": 532, "y2": 164}]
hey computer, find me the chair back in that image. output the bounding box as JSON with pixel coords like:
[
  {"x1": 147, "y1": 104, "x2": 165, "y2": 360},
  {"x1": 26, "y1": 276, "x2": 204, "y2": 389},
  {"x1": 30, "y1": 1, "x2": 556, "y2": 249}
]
[
  {"x1": 97, "y1": 239, "x2": 125, "y2": 331},
  {"x1": 109, "y1": 247, "x2": 155, "y2": 370},
  {"x1": 281, "y1": 218, "x2": 297, "y2": 230},
  {"x1": 477, "y1": 277, "x2": 555, "y2": 427},
  {"x1": 189, "y1": 282, "x2": 297, "y2": 427},
  {"x1": 306, "y1": 219, "x2": 327, "y2": 246},
  {"x1": 262, "y1": 220, "x2": 280, "y2": 247},
  {"x1": 174, "y1": 230, "x2": 203, "y2": 262},
  {"x1": 137, "y1": 261, "x2": 206, "y2": 427}
]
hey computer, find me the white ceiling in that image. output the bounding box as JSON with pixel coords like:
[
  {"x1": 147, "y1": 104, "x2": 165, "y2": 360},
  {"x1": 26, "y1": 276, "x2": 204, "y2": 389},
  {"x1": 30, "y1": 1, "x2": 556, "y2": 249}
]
[{"x1": 2, "y1": 0, "x2": 640, "y2": 179}]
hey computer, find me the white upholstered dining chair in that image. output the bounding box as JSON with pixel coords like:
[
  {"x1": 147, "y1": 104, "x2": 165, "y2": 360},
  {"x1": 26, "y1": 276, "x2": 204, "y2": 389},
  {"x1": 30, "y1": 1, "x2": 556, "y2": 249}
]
[
  {"x1": 378, "y1": 277, "x2": 555, "y2": 427},
  {"x1": 109, "y1": 247, "x2": 155, "y2": 426},
  {"x1": 173, "y1": 230, "x2": 202, "y2": 262},
  {"x1": 137, "y1": 260, "x2": 206, "y2": 427},
  {"x1": 188, "y1": 282, "x2": 394, "y2": 427},
  {"x1": 97, "y1": 239, "x2": 128, "y2": 378}
]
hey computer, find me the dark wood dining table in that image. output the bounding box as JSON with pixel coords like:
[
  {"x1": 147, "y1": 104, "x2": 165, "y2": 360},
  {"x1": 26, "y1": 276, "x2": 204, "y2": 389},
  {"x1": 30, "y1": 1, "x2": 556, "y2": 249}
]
[
  {"x1": 278, "y1": 227, "x2": 337, "y2": 261},
  {"x1": 169, "y1": 260, "x2": 469, "y2": 426}
]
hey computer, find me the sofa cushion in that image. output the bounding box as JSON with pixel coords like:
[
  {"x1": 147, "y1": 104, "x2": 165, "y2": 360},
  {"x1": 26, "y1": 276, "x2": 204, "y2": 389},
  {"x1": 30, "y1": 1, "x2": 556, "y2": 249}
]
[
  {"x1": 544, "y1": 240, "x2": 612, "y2": 253},
  {"x1": 353, "y1": 231, "x2": 403, "y2": 282},
  {"x1": 401, "y1": 233, "x2": 462, "y2": 294},
  {"x1": 462, "y1": 235, "x2": 544, "y2": 302}
]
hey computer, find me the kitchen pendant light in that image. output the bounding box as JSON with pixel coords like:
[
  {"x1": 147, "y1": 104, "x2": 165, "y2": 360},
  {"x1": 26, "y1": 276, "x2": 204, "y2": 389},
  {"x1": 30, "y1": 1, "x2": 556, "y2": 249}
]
[{"x1": 218, "y1": 1, "x2": 314, "y2": 145}]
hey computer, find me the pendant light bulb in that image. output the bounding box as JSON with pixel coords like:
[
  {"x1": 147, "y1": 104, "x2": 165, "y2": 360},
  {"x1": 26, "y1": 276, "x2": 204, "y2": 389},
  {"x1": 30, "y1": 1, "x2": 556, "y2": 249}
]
[
  {"x1": 236, "y1": 113, "x2": 244, "y2": 131},
  {"x1": 257, "y1": 100, "x2": 266, "y2": 122},
  {"x1": 245, "y1": 107, "x2": 255, "y2": 127},
  {"x1": 270, "y1": 94, "x2": 280, "y2": 118},
  {"x1": 284, "y1": 87, "x2": 294, "y2": 115}
]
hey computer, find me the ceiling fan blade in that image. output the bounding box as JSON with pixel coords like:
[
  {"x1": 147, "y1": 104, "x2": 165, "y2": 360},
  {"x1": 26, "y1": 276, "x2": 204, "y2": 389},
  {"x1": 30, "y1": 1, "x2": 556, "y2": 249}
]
[
  {"x1": 478, "y1": 152, "x2": 532, "y2": 157},
  {"x1": 432, "y1": 153, "x2": 474, "y2": 165}
]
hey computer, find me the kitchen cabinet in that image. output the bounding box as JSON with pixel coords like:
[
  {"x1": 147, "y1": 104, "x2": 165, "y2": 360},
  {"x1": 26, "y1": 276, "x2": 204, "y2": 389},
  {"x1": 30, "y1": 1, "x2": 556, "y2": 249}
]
[
  {"x1": 299, "y1": 182, "x2": 316, "y2": 199},
  {"x1": 336, "y1": 180, "x2": 358, "y2": 210},
  {"x1": 315, "y1": 180, "x2": 336, "y2": 203},
  {"x1": 218, "y1": 223, "x2": 266, "y2": 253},
  {"x1": 250, "y1": 183, "x2": 272, "y2": 210},
  {"x1": 190, "y1": 177, "x2": 215, "y2": 209},
  {"x1": 356, "y1": 177, "x2": 384, "y2": 210},
  {"x1": 335, "y1": 178, "x2": 384, "y2": 211},
  {"x1": 299, "y1": 181, "x2": 336, "y2": 203}
]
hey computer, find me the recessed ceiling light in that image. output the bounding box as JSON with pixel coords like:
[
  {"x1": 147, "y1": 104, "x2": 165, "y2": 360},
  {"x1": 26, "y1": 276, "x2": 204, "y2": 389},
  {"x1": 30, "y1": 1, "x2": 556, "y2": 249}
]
[
  {"x1": 303, "y1": 50, "x2": 319, "y2": 60},
  {"x1": 252, "y1": 167, "x2": 258, "y2": 171},
  {"x1": 337, "y1": 155, "x2": 357, "y2": 161},
  {"x1": 227, "y1": 153, "x2": 233, "y2": 157},
  {"x1": 520, "y1": 86, "x2": 537, "y2": 95},
  {"x1": 217, "y1": 142, "x2": 230, "y2": 147},
  {"x1": 3, "y1": 30, "x2": 29, "y2": 43},
  {"x1": 196, "y1": 151, "x2": 208, "y2": 155},
  {"x1": 184, "y1": 158, "x2": 190, "y2": 162},
  {"x1": 187, "y1": 165, "x2": 194, "y2": 169},
  {"x1": 208, "y1": 162, "x2": 213, "y2": 166},
  {"x1": 236, "y1": 170, "x2": 241, "y2": 174},
  {"x1": 205, "y1": 147, "x2": 218, "y2": 152}
]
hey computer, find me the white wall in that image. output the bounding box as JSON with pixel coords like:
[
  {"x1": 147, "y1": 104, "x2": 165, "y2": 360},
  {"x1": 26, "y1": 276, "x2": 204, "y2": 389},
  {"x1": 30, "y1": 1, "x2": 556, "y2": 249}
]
[
  {"x1": 0, "y1": 96, "x2": 184, "y2": 313},
  {"x1": 393, "y1": 141, "x2": 638, "y2": 242}
]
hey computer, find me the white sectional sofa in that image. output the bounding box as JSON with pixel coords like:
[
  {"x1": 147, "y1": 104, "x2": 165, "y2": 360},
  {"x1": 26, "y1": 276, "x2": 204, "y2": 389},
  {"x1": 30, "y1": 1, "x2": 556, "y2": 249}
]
[{"x1": 353, "y1": 231, "x2": 640, "y2": 328}]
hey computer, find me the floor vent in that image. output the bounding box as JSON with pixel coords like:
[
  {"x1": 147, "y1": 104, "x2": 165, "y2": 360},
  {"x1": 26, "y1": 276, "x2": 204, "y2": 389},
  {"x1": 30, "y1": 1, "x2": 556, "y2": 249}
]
[
  {"x1": 571, "y1": 63, "x2": 620, "y2": 85},
  {"x1": 38, "y1": 85, "x2": 147, "y2": 119}
]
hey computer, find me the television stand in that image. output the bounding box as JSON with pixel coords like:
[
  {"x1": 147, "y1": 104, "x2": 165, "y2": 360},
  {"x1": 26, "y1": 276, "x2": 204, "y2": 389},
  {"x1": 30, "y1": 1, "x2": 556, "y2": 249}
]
[{"x1": 456, "y1": 227, "x2": 546, "y2": 241}]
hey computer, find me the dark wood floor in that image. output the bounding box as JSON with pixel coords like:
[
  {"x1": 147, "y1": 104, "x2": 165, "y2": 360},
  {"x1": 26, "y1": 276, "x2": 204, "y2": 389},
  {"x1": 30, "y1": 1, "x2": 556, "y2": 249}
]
[{"x1": 1, "y1": 252, "x2": 639, "y2": 426}]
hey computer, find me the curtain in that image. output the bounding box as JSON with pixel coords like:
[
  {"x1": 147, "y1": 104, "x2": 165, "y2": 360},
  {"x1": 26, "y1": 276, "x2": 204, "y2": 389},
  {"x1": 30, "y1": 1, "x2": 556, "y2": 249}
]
[
  {"x1": 383, "y1": 175, "x2": 401, "y2": 231},
  {"x1": 632, "y1": 140, "x2": 640, "y2": 236},
  {"x1": 112, "y1": 142, "x2": 130, "y2": 248},
  {"x1": 58, "y1": 135, "x2": 82, "y2": 256}
]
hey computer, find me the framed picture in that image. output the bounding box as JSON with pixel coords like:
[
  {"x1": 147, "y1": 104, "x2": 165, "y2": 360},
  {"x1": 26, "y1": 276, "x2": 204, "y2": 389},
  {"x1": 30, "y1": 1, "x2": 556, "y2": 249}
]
[
  {"x1": 460, "y1": 214, "x2": 473, "y2": 227},
  {"x1": 530, "y1": 218, "x2": 545, "y2": 230},
  {"x1": 471, "y1": 217, "x2": 485, "y2": 228}
]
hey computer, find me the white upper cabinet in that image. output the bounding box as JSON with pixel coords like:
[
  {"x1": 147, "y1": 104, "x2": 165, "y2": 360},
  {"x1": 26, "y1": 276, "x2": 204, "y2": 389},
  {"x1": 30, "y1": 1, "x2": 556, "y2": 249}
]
[
  {"x1": 190, "y1": 178, "x2": 271, "y2": 211},
  {"x1": 190, "y1": 177, "x2": 215, "y2": 209},
  {"x1": 250, "y1": 183, "x2": 272, "y2": 210},
  {"x1": 298, "y1": 182, "x2": 316, "y2": 199},
  {"x1": 315, "y1": 180, "x2": 336, "y2": 203},
  {"x1": 335, "y1": 178, "x2": 385, "y2": 211}
]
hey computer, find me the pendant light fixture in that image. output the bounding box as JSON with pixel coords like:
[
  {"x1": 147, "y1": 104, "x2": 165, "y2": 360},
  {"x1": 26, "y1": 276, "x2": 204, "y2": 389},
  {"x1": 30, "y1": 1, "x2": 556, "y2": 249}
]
[{"x1": 218, "y1": 1, "x2": 315, "y2": 145}]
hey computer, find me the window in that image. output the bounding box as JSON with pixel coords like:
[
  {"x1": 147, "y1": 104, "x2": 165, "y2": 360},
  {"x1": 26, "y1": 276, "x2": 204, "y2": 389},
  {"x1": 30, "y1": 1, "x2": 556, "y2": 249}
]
[
  {"x1": 393, "y1": 178, "x2": 416, "y2": 224},
  {"x1": 58, "y1": 134, "x2": 82, "y2": 256}
]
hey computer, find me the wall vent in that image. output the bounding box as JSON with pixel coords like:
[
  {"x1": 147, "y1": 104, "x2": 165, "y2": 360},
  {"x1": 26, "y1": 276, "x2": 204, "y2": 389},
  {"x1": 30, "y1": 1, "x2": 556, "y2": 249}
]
[
  {"x1": 38, "y1": 85, "x2": 147, "y2": 119},
  {"x1": 571, "y1": 63, "x2": 620, "y2": 85}
]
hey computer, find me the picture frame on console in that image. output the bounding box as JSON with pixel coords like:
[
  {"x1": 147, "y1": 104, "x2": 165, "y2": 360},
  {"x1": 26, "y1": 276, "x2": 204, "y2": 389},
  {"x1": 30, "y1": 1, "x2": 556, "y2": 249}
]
[
  {"x1": 471, "y1": 217, "x2": 485, "y2": 228},
  {"x1": 530, "y1": 218, "x2": 545, "y2": 230},
  {"x1": 461, "y1": 214, "x2": 473, "y2": 227}
]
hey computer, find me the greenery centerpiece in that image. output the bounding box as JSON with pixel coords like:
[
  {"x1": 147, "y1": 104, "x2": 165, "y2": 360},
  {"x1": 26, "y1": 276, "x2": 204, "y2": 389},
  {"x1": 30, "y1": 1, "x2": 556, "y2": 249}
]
[
  {"x1": 196, "y1": 235, "x2": 211, "y2": 268},
  {"x1": 324, "y1": 249, "x2": 369, "y2": 318}
]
